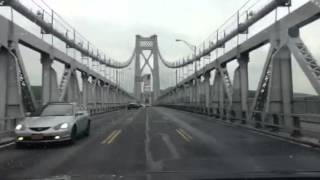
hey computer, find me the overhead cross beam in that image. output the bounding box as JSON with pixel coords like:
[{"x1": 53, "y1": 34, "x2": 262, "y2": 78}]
[
  {"x1": 158, "y1": 0, "x2": 291, "y2": 68},
  {"x1": 0, "y1": 0, "x2": 132, "y2": 68},
  {"x1": 159, "y1": 1, "x2": 320, "y2": 95},
  {"x1": 157, "y1": 0, "x2": 320, "y2": 141}
]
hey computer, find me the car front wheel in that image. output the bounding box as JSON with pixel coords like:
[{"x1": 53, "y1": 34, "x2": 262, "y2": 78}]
[
  {"x1": 69, "y1": 126, "x2": 77, "y2": 144},
  {"x1": 84, "y1": 121, "x2": 90, "y2": 137}
]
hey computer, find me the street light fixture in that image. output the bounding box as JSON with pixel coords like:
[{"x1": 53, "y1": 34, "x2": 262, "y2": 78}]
[
  {"x1": 176, "y1": 39, "x2": 196, "y2": 55},
  {"x1": 175, "y1": 38, "x2": 198, "y2": 75}
]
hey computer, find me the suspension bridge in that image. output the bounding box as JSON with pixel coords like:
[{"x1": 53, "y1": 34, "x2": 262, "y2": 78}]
[{"x1": 2, "y1": 0, "x2": 320, "y2": 178}]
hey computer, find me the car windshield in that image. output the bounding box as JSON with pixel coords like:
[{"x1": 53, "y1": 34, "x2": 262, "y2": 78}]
[
  {"x1": 3, "y1": 0, "x2": 320, "y2": 179},
  {"x1": 40, "y1": 104, "x2": 73, "y2": 116}
]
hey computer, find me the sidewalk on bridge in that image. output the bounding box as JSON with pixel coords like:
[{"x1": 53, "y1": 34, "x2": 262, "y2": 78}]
[
  {"x1": 0, "y1": 136, "x2": 14, "y2": 146},
  {"x1": 222, "y1": 119, "x2": 320, "y2": 148},
  {"x1": 0, "y1": 132, "x2": 15, "y2": 146},
  {"x1": 180, "y1": 109, "x2": 320, "y2": 148}
]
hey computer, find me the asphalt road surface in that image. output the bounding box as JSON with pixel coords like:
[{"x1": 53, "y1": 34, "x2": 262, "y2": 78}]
[{"x1": 1, "y1": 107, "x2": 320, "y2": 180}]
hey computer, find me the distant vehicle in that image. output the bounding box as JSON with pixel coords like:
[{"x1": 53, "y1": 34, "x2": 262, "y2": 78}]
[
  {"x1": 127, "y1": 103, "x2": 142, "y2": 110},
  {"x1": 14, "y1": 102, "x2": 91, "y2": 147}
]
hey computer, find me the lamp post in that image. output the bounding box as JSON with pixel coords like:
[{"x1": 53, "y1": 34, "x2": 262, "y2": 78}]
[
  {"x1": 176, "y1": 39, "x2": 197, "y2": 74},
  {"x1": 176, "y1": 39, "x2": 198, "y2": 105}
]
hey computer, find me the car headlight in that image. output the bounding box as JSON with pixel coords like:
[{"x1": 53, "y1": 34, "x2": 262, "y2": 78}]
[
  {"x1": 60, "y1": 123, "x2": 68, "y2": 129},
  {"x1": 15, "y1": 124, "x2": 25, "y2": 131},
  {"x1": 54, "y1": 123, "x2": 69, "y2": 130}
]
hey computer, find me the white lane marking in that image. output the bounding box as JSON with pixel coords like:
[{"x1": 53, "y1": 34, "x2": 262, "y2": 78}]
[
  {"x1": 145, "y1": 108, "x2": 153, "y2": 166},
  {"x1": 145, "y1": 108, "x2": 162, "y2": 171},
  {"x1": 160, "y1": 133, "x2": 181, "y2": 159}
]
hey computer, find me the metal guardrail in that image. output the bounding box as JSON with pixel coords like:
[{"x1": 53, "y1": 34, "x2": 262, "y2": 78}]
[
  {"x1": 85, "y1": 103, "x2": 129, "y2": 115},
  {"x1": 0, "y1": 117, "x2": 23, "y2": 138}
]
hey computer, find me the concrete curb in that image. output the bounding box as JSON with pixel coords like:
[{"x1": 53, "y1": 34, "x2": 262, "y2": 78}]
[
  {"x1": 234, "y1": 123, "x2": 320, "y2": 149},
  {"x1": 0, "y1": 137, "x2": 14, "y2": 146}
]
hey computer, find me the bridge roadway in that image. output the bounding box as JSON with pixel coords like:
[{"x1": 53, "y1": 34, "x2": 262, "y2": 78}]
[{"x1": 1, "y1": 107, "x2": 320, "y2": 179}]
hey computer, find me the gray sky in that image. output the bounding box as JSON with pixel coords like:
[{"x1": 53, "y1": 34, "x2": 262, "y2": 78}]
[{"x1": 0, "y1": 0, "x2": 318, "y2": 94}]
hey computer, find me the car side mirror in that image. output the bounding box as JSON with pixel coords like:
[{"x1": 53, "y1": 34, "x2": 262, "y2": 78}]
[{"x1": 75, "y1": 111, "x2": 84, "y2": 116}]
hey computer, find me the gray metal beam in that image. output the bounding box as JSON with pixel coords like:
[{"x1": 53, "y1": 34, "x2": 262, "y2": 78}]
[
  {"x1": 288, "y1": 37, "x2": 320, "y2": 95},
  {"x1": 0, "y1": 14, "x2": 133, "y2": 99},
  {"x1": 81, "y1": 73, "x2": 89, "y2": 108},
  {"x1": 160, "y1": 1, "x2": 320, "y2": 98},
  {"x1": 158, "y1": 0, "x2": 290, "y2": 68},
  {"x1": 0, "y1": 47, "x2": 24, "y2": 117},
  {"x1": 238, "y1": 53, "x2": 249, "y2": 122},
  {"x1": 41, "y1": 54, "x2": 58, "y2": 105},
  {"x1": 1, "y1": 0, "x2": 132, "y2": 68}
]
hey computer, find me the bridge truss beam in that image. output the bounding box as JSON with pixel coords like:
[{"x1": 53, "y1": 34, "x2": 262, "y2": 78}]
[
  {"x1": 157, "y1": 1, "x2": 320, "y2": 142},
  {"x1": 0, "y1": 13, "x2": 134, "y2": 129},
  {"x1": 133, "y1": 35, "x2": 161, "y2": 103},
  {"x1": 0, "y1": 0, "x2": 132, "y2": 68}
]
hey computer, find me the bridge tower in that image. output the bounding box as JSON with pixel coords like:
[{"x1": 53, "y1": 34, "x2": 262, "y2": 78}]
[{"x1": 133, "y1": 35, "x2": 160, "y2": 103}]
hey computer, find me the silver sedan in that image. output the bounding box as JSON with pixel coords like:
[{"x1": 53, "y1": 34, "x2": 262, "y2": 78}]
[{"x1": 14, "y1": 102, "x2": 91, "y2": 147}]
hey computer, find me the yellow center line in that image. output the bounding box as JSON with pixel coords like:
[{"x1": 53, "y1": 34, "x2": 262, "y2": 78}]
[
  {"x1": 176, "y1": 129, "x2": 191, "y2": 142},
  {"x1": 101, "y1": 130, "x2": 118, "y2": 144},
  {"x1": 107, "y1": 130, "x2": 122, "y2": 144},
  {"x1": 179, "y1": 128, "x2": 193, "y2": 140}
]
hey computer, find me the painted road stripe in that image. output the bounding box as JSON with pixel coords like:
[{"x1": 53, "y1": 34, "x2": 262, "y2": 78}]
[
  {"x1": 179, "y1": 128, "x2": 193, "y2": 140},
  {"x1": 101, "y1": 130, "x2": 118, "y2": 144},
  {"x1": 107, "y1": 130, "x2": 122, "y2": 144},
  {"x1": 176, "y1": 129, "x2": 191, "y2": 142}
]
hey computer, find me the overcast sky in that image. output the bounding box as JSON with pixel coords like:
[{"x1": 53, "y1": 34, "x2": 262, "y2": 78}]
[{"x1": 0, "y1": 0, "x2": 319, "y2": 94}]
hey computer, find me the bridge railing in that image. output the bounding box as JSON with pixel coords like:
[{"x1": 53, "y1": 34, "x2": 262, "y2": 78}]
[
  {"x1": 0, "y1": 117, "x2": 23, "y2": 140},
  {"x1": 250, "y1": 112, "x2": 320, "y2": 138},
  {"x1": 87, "y1": 103, "x2": 129, "y2": 115}
]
